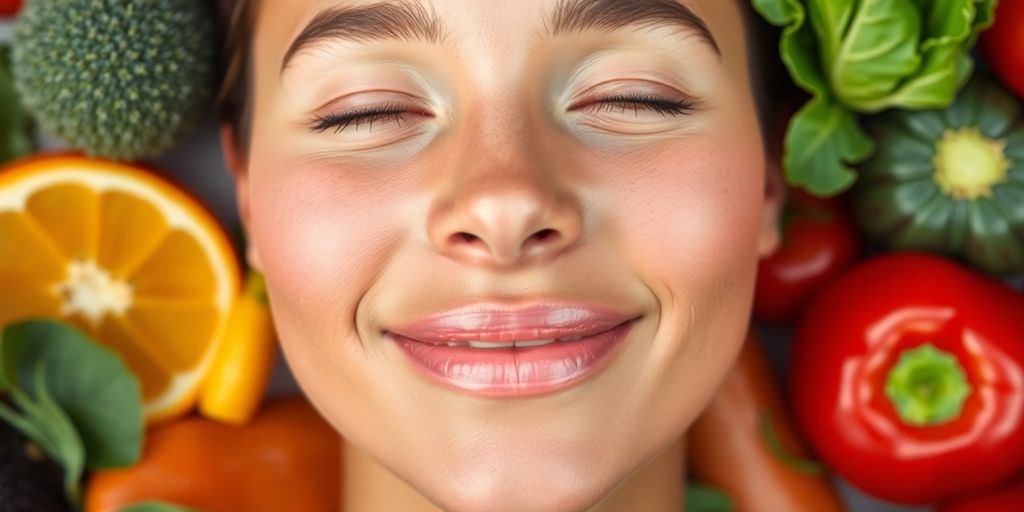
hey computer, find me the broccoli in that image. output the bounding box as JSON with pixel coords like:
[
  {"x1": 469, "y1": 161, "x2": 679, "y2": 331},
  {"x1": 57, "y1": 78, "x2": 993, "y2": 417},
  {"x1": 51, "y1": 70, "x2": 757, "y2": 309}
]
[{"x1": 12, "y1": 0, "x2": 218, "y2": 160}]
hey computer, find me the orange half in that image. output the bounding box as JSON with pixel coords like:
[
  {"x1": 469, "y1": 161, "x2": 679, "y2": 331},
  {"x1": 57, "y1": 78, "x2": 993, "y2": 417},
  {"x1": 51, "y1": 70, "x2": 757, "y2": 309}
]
[{"x1": 0, "y1": 155, "x2": 240, "y2": 422}]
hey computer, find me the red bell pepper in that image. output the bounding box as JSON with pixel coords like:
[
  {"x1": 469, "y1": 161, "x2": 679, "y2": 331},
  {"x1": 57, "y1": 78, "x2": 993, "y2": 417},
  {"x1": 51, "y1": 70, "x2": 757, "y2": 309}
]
[
  {"x1": 937, "y1": 473, "x2": 1024, "y2": 512},
  {"x1": 789, "y1": 253, "x2": 1024, "y2": 504},
  {"x1": 752, "y1": 190, "x2": 860, "y2": 323}
]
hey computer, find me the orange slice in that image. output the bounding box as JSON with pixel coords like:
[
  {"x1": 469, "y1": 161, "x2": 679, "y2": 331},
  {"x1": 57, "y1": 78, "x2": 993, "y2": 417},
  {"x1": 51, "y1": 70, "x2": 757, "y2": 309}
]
[{"x1": 0, "y1": 154, "x2": 240, "y2": 422}]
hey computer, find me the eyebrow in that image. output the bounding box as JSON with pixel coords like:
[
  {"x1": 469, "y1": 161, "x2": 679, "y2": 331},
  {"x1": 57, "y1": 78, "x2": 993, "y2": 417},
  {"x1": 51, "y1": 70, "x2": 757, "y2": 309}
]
[
  {"x1": 548, "y1": 0, "x2": 720, "y2": 53},
  {"x1": 281, "y1": 0, "x2": 721, "y2": 74}
]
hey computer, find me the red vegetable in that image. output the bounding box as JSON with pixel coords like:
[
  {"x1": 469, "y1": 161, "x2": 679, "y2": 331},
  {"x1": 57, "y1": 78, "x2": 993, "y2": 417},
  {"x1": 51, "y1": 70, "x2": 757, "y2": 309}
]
[
  {"x1": 790, "y1": 253, "x2": 1024, "y2": 504},
  {"x1": 753, "y1": 190, "x2": 860, "y2": 323},
  {"x1": 982, "y1": 0, "x2": 1024, "y2": 98},
  {"x1": 937, "y1": 473, "x2": 1024, "y2": 512},
  {"x1": 0, "y1": 0, "x2": 21, "y2": 16}
]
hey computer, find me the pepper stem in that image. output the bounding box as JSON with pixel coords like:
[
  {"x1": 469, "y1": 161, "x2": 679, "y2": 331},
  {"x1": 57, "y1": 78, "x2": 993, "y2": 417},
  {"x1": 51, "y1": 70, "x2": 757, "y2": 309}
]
[
  {"x1": 932, "y1": 127, "x2": 1010, "y2": 200},
  {"x1": 884, "y1": 343, "x2": 972, "y2": 427}
]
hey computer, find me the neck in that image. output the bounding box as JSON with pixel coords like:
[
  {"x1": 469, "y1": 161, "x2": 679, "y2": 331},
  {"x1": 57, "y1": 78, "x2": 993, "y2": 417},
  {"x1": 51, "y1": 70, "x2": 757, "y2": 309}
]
[{"x1": 341, "y1": 434, "x2": 686, "y2": 512}]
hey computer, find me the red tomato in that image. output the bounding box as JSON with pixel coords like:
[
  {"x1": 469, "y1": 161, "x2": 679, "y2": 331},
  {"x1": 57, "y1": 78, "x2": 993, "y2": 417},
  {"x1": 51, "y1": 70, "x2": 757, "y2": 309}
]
[
  {"x1": 790, "y1": 253, "x2": 1024, "y2": 504},
  {"x1": 0, "y1": 0, "x2": 21, "y2": 16},
  {"x1": 981, "y1": 0, "x2": 1024, "y2": 98},
  {"x1": 752, "y1": 190, "x2": 860, "y2": 323}
]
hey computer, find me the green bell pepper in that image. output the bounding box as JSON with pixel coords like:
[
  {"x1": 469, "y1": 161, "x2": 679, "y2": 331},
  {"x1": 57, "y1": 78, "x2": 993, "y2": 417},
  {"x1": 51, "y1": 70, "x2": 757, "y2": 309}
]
[{"x1": 854, "y1": 77, "x2": 1024, "y2": 274}]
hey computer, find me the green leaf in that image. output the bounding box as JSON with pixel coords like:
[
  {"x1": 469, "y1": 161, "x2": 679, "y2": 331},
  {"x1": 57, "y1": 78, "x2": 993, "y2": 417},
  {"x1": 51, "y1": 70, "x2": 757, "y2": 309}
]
[
  {"x1": 756, "y1": 0, "x2": 829, "y2": 96},
  {"x1": 869, "y1": 0, "x2": 980, "y2": 110},
  {"x1": 783, "y1": 96, "x2": 875, "y2": 196},
  {"x1": 684, "y1": 482, "x2": 734, "y2": 512},
  {"x1": 816, "y1": 0, "x2": 923, "y2": 110},
  {"x1": 0, "y1": 44, "x2": 34, "y2": 165},
  {"x1": 121, "y1": 502, "x2": 206, "y2": 512},
  {"x1": 969, "y1": 0, "x2": 997, "y2": 43},
  {"x1": 0, "y1": 361, "x2": 87, "y2": 508},
  {"x1": 751, "y1": 0, "x2": 803, "y2": 25},
  {"x1": 1, "y1": 319, "x2": 144, "y2": 469}
]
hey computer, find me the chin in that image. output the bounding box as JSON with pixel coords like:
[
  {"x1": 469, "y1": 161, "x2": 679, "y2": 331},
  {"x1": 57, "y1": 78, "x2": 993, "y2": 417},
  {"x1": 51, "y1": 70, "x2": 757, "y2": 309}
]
[
  {"x1": 417, "y1": 466, "x2": 619, "y2": 512},
  {"x1": 396, "y1": 427, "x2": 667, "y2": 512}
]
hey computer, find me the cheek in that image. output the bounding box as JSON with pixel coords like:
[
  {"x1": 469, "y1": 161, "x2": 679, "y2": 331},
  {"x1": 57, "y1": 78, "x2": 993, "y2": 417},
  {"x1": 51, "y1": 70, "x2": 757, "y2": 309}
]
[
  {"x1": 597, "y1": 136, "x2": 764, "y2": 444},
  {"x1": 246, "y1": 163, "x2": 403, "y2": 348},
  {"x1": 603, "y1": 138, "x2": 765, "y2": 296}
]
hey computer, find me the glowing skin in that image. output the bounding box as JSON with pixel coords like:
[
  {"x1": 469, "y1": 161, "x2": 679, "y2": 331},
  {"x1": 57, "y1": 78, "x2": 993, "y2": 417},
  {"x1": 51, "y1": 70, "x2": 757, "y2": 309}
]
[{"x1": 222, "y1": 0, "x2": 783, "y2": 510}]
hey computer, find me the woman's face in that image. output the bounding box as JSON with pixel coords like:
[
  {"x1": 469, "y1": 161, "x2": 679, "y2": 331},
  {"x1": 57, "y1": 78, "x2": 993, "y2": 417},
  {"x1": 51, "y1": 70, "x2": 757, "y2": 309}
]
[{"x1": 229, "y1": 0, "x2": 780, "y2": 510}]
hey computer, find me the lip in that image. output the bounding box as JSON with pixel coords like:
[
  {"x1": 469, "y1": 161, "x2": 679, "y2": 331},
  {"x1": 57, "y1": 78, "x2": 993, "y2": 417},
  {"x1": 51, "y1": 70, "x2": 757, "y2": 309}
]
[
  {"x1": 384, "y1": 301, "x2": 641, "y2": 398},
  {"x1": 386, "y1": 301, "x2": 638, "y2": 342}
]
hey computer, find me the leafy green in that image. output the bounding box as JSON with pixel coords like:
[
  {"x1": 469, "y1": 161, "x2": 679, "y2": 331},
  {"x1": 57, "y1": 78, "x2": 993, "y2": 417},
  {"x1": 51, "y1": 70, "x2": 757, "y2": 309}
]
[
  {"x1": 751, "y1": 0, "x2": 995, "y2": 196},
  {"x1": 684, "y1": 482, "x2": 734, "y2": 512},
  {"x1": 0, "y1": 360, "x2": 85, "y2": 505},
  {"x1": 1, "y1": 319, "x2": 144, "y2": 467},
  {"x1": 0, "y1": 319, "x2": 145, "y2": 508},
  {"x1": 0, "y1": 44, "x2": 34, "y2": 165},
  {"x1": 784, "y1": 96, "x2": 874, "y2": 194}
]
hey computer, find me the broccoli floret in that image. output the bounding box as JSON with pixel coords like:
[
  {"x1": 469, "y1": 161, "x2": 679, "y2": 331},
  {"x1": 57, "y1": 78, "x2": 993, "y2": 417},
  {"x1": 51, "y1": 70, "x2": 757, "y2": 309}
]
[{"x1": 12, "y1": 0, "x2": 218, "y2": 160}]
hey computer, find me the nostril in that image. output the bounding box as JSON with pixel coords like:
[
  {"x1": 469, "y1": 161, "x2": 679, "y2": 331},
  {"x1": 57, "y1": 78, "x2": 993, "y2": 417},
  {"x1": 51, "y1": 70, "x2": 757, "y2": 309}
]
[
  {"x1": 456, "y1": 232, "x2": 479, "y2": 243},
  {"x1": 532, "y1": 228, "x2": 556, "y2": 241}
]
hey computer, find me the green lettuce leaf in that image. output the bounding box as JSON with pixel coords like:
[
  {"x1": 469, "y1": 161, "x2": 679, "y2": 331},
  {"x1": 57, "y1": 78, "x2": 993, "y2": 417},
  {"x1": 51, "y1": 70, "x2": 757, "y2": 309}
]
[
  {"x1": 752, "y1": 0, "x2": 995, "y2": 196},
  {"x1": 784, "y1": 96, "x2": 874, "y2": 195},
  {"x1": 816, "y1": 0, "x2": 923, "y2": 110}
]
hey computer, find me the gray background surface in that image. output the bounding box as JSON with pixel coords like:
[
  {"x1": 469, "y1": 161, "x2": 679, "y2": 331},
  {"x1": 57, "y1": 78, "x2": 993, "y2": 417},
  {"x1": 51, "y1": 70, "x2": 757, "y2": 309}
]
[{"x1": 1, "y1": 17, "x2": 938, "y2": 512}]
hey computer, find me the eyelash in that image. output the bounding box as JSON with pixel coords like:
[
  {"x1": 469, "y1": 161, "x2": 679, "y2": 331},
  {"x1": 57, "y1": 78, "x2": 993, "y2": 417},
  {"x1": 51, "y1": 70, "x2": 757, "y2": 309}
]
[
  {"x1": 579, "y1": 94, "x2": 696, "y2": 117},
  {"x1": 309, "y1": 94, "x2": 695, "y2": 133},
  {"x1": 310, "y1": 102, "x2": 419, "y2": 133}
]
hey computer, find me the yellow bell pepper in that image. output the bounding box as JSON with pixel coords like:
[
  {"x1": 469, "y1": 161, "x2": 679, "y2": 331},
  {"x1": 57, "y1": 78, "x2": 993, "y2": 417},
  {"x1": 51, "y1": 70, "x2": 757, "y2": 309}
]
[{"x1": 198, "y1": 271, "x2": 277, "y2": 425}]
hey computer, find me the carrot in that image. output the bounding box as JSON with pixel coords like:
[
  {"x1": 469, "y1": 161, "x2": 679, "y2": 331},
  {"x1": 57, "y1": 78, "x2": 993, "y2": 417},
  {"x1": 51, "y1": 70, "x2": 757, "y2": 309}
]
[{"x1": 687, "y1": 330, "x2": 847, "y2": 511}]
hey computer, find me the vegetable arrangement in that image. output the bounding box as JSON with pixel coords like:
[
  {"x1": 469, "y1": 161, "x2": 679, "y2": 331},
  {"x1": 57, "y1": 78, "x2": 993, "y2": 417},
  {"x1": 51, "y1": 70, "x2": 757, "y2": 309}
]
[
  {"x1": 2, "y1": 5, "x2": 287, "y2": 509},
  {"x1": 744, "y1": 0, "x2": 1024, "y2": 509},
  {"x1": 751, "y1": 0, "x2": 996, "y2": 196}
]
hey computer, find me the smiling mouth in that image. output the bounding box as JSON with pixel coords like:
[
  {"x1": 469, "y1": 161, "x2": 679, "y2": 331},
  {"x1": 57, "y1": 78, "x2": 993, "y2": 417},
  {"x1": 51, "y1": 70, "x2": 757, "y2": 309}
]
[
  {"x1": 409, "y1": 335, "x2": 588, "y2": 348},
  {"x1": 384, "y1": 317, "x2": 640, "y2": 398}
]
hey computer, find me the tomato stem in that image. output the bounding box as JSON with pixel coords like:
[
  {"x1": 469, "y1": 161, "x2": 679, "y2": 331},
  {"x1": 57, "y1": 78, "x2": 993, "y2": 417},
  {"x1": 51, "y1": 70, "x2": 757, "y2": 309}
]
[{"x1": 884, "y1": 343, "x2": 972, "y2": 427}]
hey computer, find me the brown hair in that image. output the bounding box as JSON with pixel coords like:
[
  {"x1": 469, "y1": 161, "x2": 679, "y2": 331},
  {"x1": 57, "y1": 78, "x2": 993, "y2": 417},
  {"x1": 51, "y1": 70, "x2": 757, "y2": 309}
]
[
  {"x1": 216, "y1": 0, "x2": 258, "y2": 158},
  {"x1": 213, "y1": 0, "x2": 784, "y2": 157}
]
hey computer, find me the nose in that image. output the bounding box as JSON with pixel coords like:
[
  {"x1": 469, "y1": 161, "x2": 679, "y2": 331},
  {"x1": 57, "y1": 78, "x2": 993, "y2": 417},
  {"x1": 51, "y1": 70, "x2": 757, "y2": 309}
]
[{"x1": 427, "y1": 156, "x2": 583, "y2": 268}]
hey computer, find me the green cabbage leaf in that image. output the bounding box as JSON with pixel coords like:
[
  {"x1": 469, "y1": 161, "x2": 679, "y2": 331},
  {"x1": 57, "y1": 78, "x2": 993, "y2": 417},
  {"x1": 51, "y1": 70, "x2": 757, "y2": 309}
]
[{"x1": 752, "y1": 0, "x2": 996, "y2": 196}]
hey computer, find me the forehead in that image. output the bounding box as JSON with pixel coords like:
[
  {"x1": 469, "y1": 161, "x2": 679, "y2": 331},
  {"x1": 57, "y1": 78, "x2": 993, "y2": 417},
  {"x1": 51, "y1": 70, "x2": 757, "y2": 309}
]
[{"x1": 252, "y1": 0, "x2": 749, "y2": 72}]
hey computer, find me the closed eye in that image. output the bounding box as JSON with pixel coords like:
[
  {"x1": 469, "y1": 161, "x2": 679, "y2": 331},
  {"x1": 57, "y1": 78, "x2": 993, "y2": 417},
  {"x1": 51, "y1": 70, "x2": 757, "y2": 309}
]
[
  {"x1": 576, "y1": 94, "x2": 696, "y2": 116},
  {"x1": 307, "y1": 95, "x2": 695, "y2": 135},
  {"x1": 309, "y1": 103, "x2": 432, "y2": 133}
]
